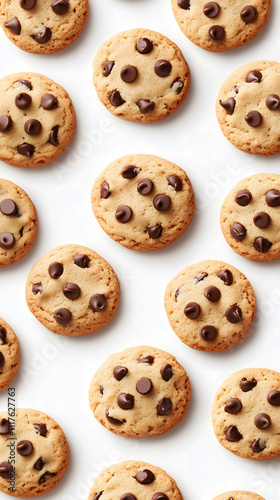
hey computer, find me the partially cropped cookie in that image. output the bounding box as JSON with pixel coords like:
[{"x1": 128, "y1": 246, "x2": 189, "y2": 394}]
[
  {"x1": 0, "y1": 72, "x2": 76, "y2": 167},
  {"x1": 0, "y1": 408, "x2": 69, "y2": 497},
  {"x1": 26, "y1": 244, "x2": 120, "y2": 336},
  {"x1": 213, "y1": 492, "x2": 265, "y2": 500},
  {"x1": 0, "y1": 317, "x2": 20, "y2": 391},
  {"x1": 212, "y1": 368, "x2": 280, "y2": 460},
  {"x1": 172, "y1": 1, "x2": 270, "y2": 52},
  {"x1": 221, "y1": 173, "x2": 280, "y2": 262},
  {"x1": 217, "y1": 61, "x2": 280, "y2": 155},
  {"x1": 88, "y1": 461, "x2": 183, "y2": 500},
  {"x1": 91, "y1": 155, "x2": 195, "y2": 251},
  {"x1": 92, "y1": 29, "x2": 190, "y2": 122},
  {"x1": 164, "y1": 260, "x2": 256, "y2": 352},
  {"x1": 89, "y1": 346, "x2": 191, "y2": 438},
  {"x1": 0, "y1": 178, "x2": 38, "y2": 267},
  {"x1": 0, "y1": 0, "x2": 88, "y2": 54}
]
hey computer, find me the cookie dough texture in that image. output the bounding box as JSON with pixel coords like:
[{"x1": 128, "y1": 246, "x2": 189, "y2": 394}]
[
  {"x1": 0, "y1": 0, "x2": 89, "y2": 54},
  {"x1": 213, "y1": 493, "x2": 265, "y2": 500},
  {"x1": 0, "y1": 408, "x2": 69, "y2": 497},
  {"x1": 0, "y1": 178, "x2": 38, "y2": 267},
  {"x1": 89, "y1": 345, "x2": 191, "y2": 438},
  {"x1": 0, "y1": 317, "x2": 20, "y2": 392},
  {"x1": 26, "y1": 244, "x2": 120, "y2": 337},
  {"x1": 221, "y1": 173, "x2": 280, "y2": 262},
  {"x1": 88, "y1": 461, "x2": 183, "y2": 500},
  {"x1": 212, "y1": 368, "x2": 280, "y2": 460},
  {"x1": 171, "y1": 0, "x2": 270, "y2": 52},
  {"x1": 92, "y1": 29, "x2": 190, "y2": 122},
  {"x1": 91, "y1": 154, "x2": 195, "y2": 251},
  {"x1": 0, "y1": 72, "x2": 76, "y2": 167},
  {"x1": 165, "y1": 260, "x2": 256, "y2": 352},
  {"x1": 216, "y1": 61, "x2": 280, "y2": 155}
]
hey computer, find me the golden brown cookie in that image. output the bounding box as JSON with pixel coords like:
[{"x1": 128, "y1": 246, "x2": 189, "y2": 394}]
[
  {"x1": 0, "y1": 317, "x2": 20, "y2": 392},
  {"x1": 213, "y1": 492, "x2": 265, "y2": 500}
]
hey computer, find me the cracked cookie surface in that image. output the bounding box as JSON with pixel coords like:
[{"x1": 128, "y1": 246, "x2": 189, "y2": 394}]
[{"x1": 0, "y1": 317, "x2": 20, "y2": 392}]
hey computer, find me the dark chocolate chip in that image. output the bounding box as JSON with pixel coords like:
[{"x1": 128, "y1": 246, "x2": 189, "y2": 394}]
[
  {"x1": 0, "y1": 115, "x2": 12, "y2": 133},
  {"x1": 157, "y1": 398, "x2": 173, "y2": 416},
  {"x1": 226, "y1": 426, "x2": 242, "y2": 442},
  {"x1": 63, "y1": 283, "x2": 80, "y2": 300},
  {"x1": 217, "y1": 269, "x2": 233, "y2": 285},
  {"x1": 54, "y1": 308, "x2": 72, "y2": 325},
  {"x1": 138, "y1": 355, "x2": 154, "y2": 364},
  {"x1": 235, "y1": 189, "x2": 252, "y2": 206},
  {"x1": 118, "y1": 393, "x2": 135, "y2": 410},
  {"x1": 246, "y1": 70, "x2": 262, "y2": 83},
  {"x1": 136, "y1": 38, "x2": 153, "y2": 54},
  {"x1": 49, "y1": 262, "x2": 63, "y2": 279},
  {"x1": 49, "y1": 125, "x2": 59, "y2": 146},
  {"x1": 219, "y1": 98, "x2": 236, "y2": 115},
  {"x1": 136, "y1": 378, "x2": 153, "y2": 395},
  {"x1": 90, "y1": 294, "x2": 107, "y2": 312},
  {"x1": 230, "y1": 222, "x2": 247, "y2": 241},
  {"x1": 31, "y1": 27, "x2": 51, "y2": 44},
  {"x1": 245, "y1": 110, "x2": 262, "y2": 127},
  {"x1": 105, "y1": 411, "x2": 124, "y2": 426},
  {"x1": 266, "y1": 189, "x2": 280, "y2": 207},
  {"x1": 160, "y1": 364, "x2": 173, "y2": 382},
  {"x1": 120, "y1": 495, "x2": 137, "y2": 500},
  {"x1": 41, "y1": 94, "x2": 58, "y2": 110},
  {"x1": 4, "y1": 17, "x2": 21, "y2": 35},
  {"x1": 240, "y1": 377, "x2": 257, "y2": 392},
  {"x1": 267, "y1": 390, "x2": 280, "y2": 406},
  {"x1": 34, "y1": 457, "x2": 45, "y2": 471},
  {"x1": 15, "y1": 93, "x2": 32, "y2": 110},
  {"x1": 110, "y1": 90, "x2": 125, "y2": 107},
  {"x1": 16, "y1": 79, "x2": 32, "y2": 90},
  {"x1": 184, "y1": 302, "x2": 201, "y2": 319},
  {"x1": 116, "y1": 205, "x2": 132, "y2": 223},
  {"x1": 103, "y1": 61, "x2": 114, "y2": 77},
  {"x1": 0, "y1": 418, "x2": 9, "y2": 435},
  {"x1": 195, "y1": 272, "x2": 208, "y2": 283},
  {"x1": 152, "y1": 495, "x2": 169, "y2": 500},
  {"x1": 204, "y1": 286, "x2": 221, "y2": 302},
  {"x1": 253, "y1": 212, "x2": 271, "y2": 229},
  {"x1": 0, "y1": 232, "x2": 15, "y2": 249},
  {"x1": 0, "y1": 327, "x2": 7, "y2": 344},
  {"x1": 20, "y1": 0, "x2": 36, "y2": 8},
  {"x1": 254, "y1": 237, "x2": 272, "y2": 253},
  {"x1": 241, "y1": 5, "x2": 257, "y2": 23},
  {"x1": 251, "y1": 439, "x2": 266, "y2": 453},
  {"x1": 121, "y1": 65, "x2": 138, "y2": 83},
  {"x1": 122, "y1": 165, "x2": 140, "y2": 179},
  {"x1": 74, "y1": 254, "x2": 90, "y2": 268},
  {"x1": 234, "y1": 86, "x2": 239, "y2": 94},
  {"x1": 24, "y1": 119, "x2": 42, "y2": 136},
  {"x1": 17, "y1": 143, "x2": 35, "y2": 157},
  {"x1": 153, "y1": 194, "x2": 171, "y2": 212},
  {"x1": 204, "y1": 2, "x2": 220, "y2": 17},
  {"x1": 39, "y1": 471, "x2": 56, "y2": 485},
  {"x1": 226, "y1": 305, "x2": 242, "y2": 323},
  {"x1": 17, "y1": 440, "x2": 33, "y2": 456},
  {"x1": 136, "y1": 99, "x2": 155, "y2": 113},
  {"x1": 167, "y1": 175, "x2": 182, "y2": 191},
  {"x1": 200, "y1": 325, "x2": 218, "y2": 341},
  {"x1": 33, "y1": 423, "x2": 47, "y2": 437},
  {"x1": 171, "y1": 79, "x2": 184, "y2": 94},
  {"x1": 255, "y1": 413, "x2": 271, "y2": 430},
  {"x1": 208, "y1": 25, "x2": 225, "y2": 41},
  {"x1": 0, "y1": 352, "x2": 4, "y2": 369},
  {"x1": 136, "y1": 469, "x2": 155, "y2": 484},
  {"x1": 177, "y1": 0, "x2": 190, "y2": 8},
  {"x1": 137, "y1": 178, "x2": 154, "y2": 195},
  {"x1": 99, "y1": 386, "x2": 104, "y2": 395},
  {"x1": 113, "y1": 366, "x2": 128, "y2": 381},
  {"x1": 93, "y1": 492, "x2": 103, "y2": 500},
  {"x1": 154, "y1": 60, "x2": 172, "y2": 78},
  {"x1": 32, "y1": 283, "x2": 43, "y2": 295},
  {"x1": 51, "y1": 0, "x2": 69, "y2": 15},
  {"x1": 225, "y1": 398, "x2": 242, "y2": 414},
  {"x1": 148, "y1": 224, "x2": 162, "y2": 239},
  {"x1": 266, "y1": 94, "x2": 280, "y2": 111},
  {"x1": 0, "y1": 199, "x2": 17, "y2": 216},
  {"x1": 101, "y1": 181, "x2": 111, "y2": 199},
  {"x1": 0, "y1": 462, "x2": 12, "y2": 479}
]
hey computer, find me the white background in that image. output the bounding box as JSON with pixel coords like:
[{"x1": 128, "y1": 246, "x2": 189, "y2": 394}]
[{"x1": 0, "y1": 0, "x2": 280, "y2": 499}]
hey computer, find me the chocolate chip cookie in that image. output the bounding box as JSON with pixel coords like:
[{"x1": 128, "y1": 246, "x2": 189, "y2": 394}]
[
  {"x1": 217, "y1": 60, "x2": 280, "y2": 155},
  {"x1": 91, "y1": 154, "x2": 195, "y2": 251},
  {"x1": 0, "y1": 0, "x2": 89, "y2": 54},
  {"x1": 164, "y1": 260, "x2": 256, "y2": 352},
  {"x1": 26, "y1": 244, "x2": 120, "y2": 336},
  {"x1": 0, "y1": 178, "x2": 38, "y2": 267},
  {"x1": 213, "y1": 493, "x2": 265, "y2": 500},
  {"x1": 92, "y1": 29, "x2": 191, "y2": 122},
  {"x1": 89, "y1": 346, "x2": 191, "y2": 438},
  {"x1": 0, "y1": 408, "x2": 69, "y2": 497},
  {"x1": 0, "y1": 72, "x2": 76, "y2": 167},
  {"x1": 221, "y1": 173, "x2": 280, "y2": 262},
  {"x1": 172, "y1": 1, "x2": 270, "y2": 52},
  {"x1": 212, "y1": 368, "x2": 280, "y2": 460},
  {"x1": 0, "y1": 317, "x2": 20, "y2": 392},
  {"x1": 88, "y1": 461, "x2": 183, "y2": 500}
]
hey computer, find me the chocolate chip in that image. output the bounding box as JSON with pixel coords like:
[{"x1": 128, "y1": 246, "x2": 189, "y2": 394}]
[
  {"x1": 0, "y1": 232, "x2": 15, "y2": 249},
  {"x1": 195, "y1": 272, "x2": 208, "y2": 283},
  {"x1": 105, "y1": 411, "x2": 124, "y2": 426},
  {"x1": 266, "y1": 94, "x2": 280, "y2": 111},
  {"x1": 121, "y1": 65, "x2": 138, "y2": 83},
  {"x1": 0, "y1": 327, "x2": 7, "y2": 344},
  {"x1": 226, "y1": 305, "x2": 242, "y2": 323},
  {"x1": 241, "y1": 5, "x2": 257, "y2": 23},
  {"x1": 15, "y1": 93, "x2": 32, "y2": 110},
  {"x1": 16, "y1": 79, "x2": 32, "y2": 90},
  {"x1": 0, "y1": 418, "x2": 9, "y2": 435},
  {"x1": 245, "y1": 110, "x2": 262, "y2": 127},
  {"x1": 136, "y1": 469, "x2": 155, "y2": 484},
  {"x1": 103, "y1": 61, "x2": 114, "y2": 77},
  {"x1": 122, "y1": 165, "x2": 140, "y2": 179},
  {"x1": 93, "y1": 493, "x2": 103, "y2": 500},
  {"x1": 251, "y1": 439, "x2": 266, "y2": 453},
  {"x1": 254, "y1": 237, "x2": 272, "y2": 253},
  {"x1": 136, "y1": 99, "x2": 155, "y2": 113},
  {"x1": 99, "y1": 386, "x2": 104, "y2": 395},
  {"x1": 24, "y1": 119, "x2": 42, "y2": 136},
  {"x1": 246, "y1": 70, "x2": 262, "y2": 83},
  {"x1": 101, "y1": 181, "x2": 111, "y2": 199},
  {"x1": 253, "y1": 212, "x2": 271, "y2": 229},
  {"x1": 54, "y1": 308, "x2": 72, "y2": 325},
  {"x1": 137, "y1": 178, "x2": 154, "y2": 195},
  {"x1": 217, "y1": 269, "x2": 233, "y2": 285},
  {"x1": 17, "y1": 440, "x2": 33, "y2": 456},
  {"x1": 204, "y1": 2, "x2": 220, "y2": 17},
  {"x1": 154, "y1": 60, "x2": 172, "y2": 78},
  {"x1": 32, "y1": 283, "x2": 43, "y2": 295},
  {"x1": 184, "y1": 302, "x2": 201, "y2": 319},
  {"x1": 0, "y1": 199, "x2": 17, "y2": 216},
  {"x1": 234, "y1": 86, "x2": 239, "y2": 94},
  {"x1": 0, "y1": 462, "x2": 12, "y2": 479},
  {"x1": 204, "y1": 286, "x2": 220, "y2": 302},
  {"x1": 31, "y1": 27, "x2": 51, "y2": 44},
  {"x1": 208, "y1": 25, "x2": 225, "y2": 41},
  {"x1": 200, "y1": 325, "x2": 218, "y2": 341},
  {"x1": 120, "y1": 495, "x2": 137, "y2": 500},
  {"x1": 255, "y1": 413, "x2": 271, "y2": 430},
  {"x1": 110, "y1": 90, "x2": 125, "y2": 107},
  {"x1": 177, "y1": 0, "x2": 190, "y2": 8},
  {"x1": 49, "y1": 262, "x2": 63, "y2": 279},
  {"x1": 34, "y1": 457, "x2": 45, "y2": 471},
  {"x1": 116, "y1": 205, "x2": 132, "y2": 223},
  {"x1": 225, "y1": 398, "x2": 242, "y2": 414},
  {"x1": 113, "y1": 366, "x2": 128, "y2": 381},
  {"x1": 240, "y1": 377, "x2": 257, "y2": 392},
  {"x1": 167, "y1": 175, "x2": 182, "y2": 191},
  {"x1": 152, "y1": 495, "x2": 169, "y2": 500},
  {"x1": 160, "y1": 364, "x2": 173, "y2": 382},
  {"x1": 49, "y1": 125, "x2": 59, "y2": 146},
  {"x1": 226, "y1": 426, "x2": 242, "y2": 442},
  {"x1": 51, "y1": 0, "x2": 69, "y2": 15},
  {"x1": 33, "y1": 423, "x2": 47, "y2": 437},
  {"x1": 118, "y1": 393, "x2": 135, "y2": 410},
  {"x1": 148, "y1": 224, "x2": 162, "y2": 239},
  {"x1": 41, "y1": 94, "x2": 58, "y2": 110},
  {"x1": 267, "y1": 389, "x2": 280, "y2": 406},
  {"x1": 266, "y1": 189, "x2": 280, "y2": 207},
  {"x1": 153, "y1": 194, "x2": 171, "y2": 212},
  {"x1": 157, "y1": 398, "x2": 173, "y2": 416},
  {"x1": 136, "y1": 38, "x2": 153, "y2": 54},
  {"x1": 171, "y1": 79, "x2": 184, "y2": 94},
  {"x1": 39, "y1": 471, "x2": 56, "y2": 485},
  {"x1": 17, "y1": 143, "x2": 35, "y2": 157},
  {"x1": 90, "y1": 294, "x2": 107, "y2": 312},
  {"x1": 74, "y1": 254, "x2": 90, "y2": 268},
  {"x1": 219, "y1": 98, "x2": 236, "y2": 115},
  {"x1": 20, "y1": 0, "x2": 36, "y2": 8},
  {"x1": 63, "y1": 283, "x2": 80, "y2": 300},
  {"x1": 235, "y1": 189, "x2": 252, "y2": 206},
  {"x1": 138, "y1": 355, "x2": 154, "y2": 364},
  {"x1": 0, "y1": 352, "x2": 4, "y2": 369},
  {"x1": 0, "y1": 115, "x2": 12, "y2": 132},
  {"x1": 136, "y1": 378, "x2": 153, "y2": 395},
  {"x1": 4, "y1": 17, "x2": 21, "y2": 35},
  {"x1": 230, "y1": 222, "x2": 247, "y2": 241}
]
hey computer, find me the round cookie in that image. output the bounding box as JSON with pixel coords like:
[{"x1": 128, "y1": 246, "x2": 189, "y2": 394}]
[
  {"x1": 88, "y1": 461, "x2": 183, "y2": 500},
  {"x1": 171, "y1": 1, "x2": 270, "y2": 52},
  {"x1": 0, "y1": 178, "x2": 38, "y2": 267},
  {"x1": 0, "y1": 408, "x2": 69, "y2": 497},
  {"x1": 213, "y1": 493, "x2": 265, "y2": 500},
  {"x1": 0, "y1": 0, "x2": 89, "y2": 54},
  {"x1": 89, "y1": 345, "x2": 191, "y2": 438},
  {"x1": 91, "y1": 154, "x2": 195, "y2": 251},
  {"x1": 0, "y1": 317, "x2": 20, "y2": 392},
  {"x1": 212, "y1": 368, "x2": 280, "y2": 460},
  {"x1": 92, "y1": 29, "x2": 191, "y2": 123},
  {"x1": 216, "y1": 60, "x2": 280, "y2": 155},
  {"x1": 221, "y1": 173, "x2": 280, "y2": 262},
  {"x1": 26, "y1": 244, "x2": 120, "y2": 337},
  {"x1": 164, "y1": 260, "x2": 256, "y2": 352},
  {"x1": 0, "y1": 72, "x2": 76, "y2": 168}
]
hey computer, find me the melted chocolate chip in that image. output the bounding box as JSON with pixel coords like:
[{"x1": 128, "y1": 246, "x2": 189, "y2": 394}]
[
  {"x1": 0, "y1": 462, "x2": 12, "y2": 479},
  {"x1": 136, "y1": 99, "x2": 155, "y2": 113},
  {"x1": 116, "y1": 205, "x2": 132, "y2": 223},
  {"x1": 93, "y1": 493, "x2": 103, "y2": 500},
  {"x1": 148, "y1": 224, "x2": 162, "y2": 239},
  {"x1": 0, "y1": 352, "x2": 4, "y2": 369},
  {"x1": 33, "y1": 423, "x2": 47, "y2": 437},
  {"x1": 118, "y1": 393, "x2": 134, "y2": 410},
  {"x1": 136, "y1": 38, "x2": 153, "y2": 54},
  {"x1": 153, "y1": 194, "x2": 171, "y2": 212},
  {"x1": 204, "y1": 2, "x2": 220, "y2": 17},
  {"x1": 49, "y1": 125, "x2": 59, "y2": 146},
  {"x1": 15, "y1": 93, "x2": 32, "y2": 110},
  {"x1": 32, "y1": 283, "x2": 43, "y2": 295},
  {"x1": 195, "y1": 272, "x2": 208, "y2": 283},
  {"x1": 54, "y1": 308, "x2": 72, "y2": 325},
  {"x1": 24, "y1": 119, "x2": 42, "y2": 136},
  {"x1": 105, "y1": 411, "x2": 125, "y2": 426},
  {"x1": 251, "y1": 439, "x2": 266, "y2": 453},
  {"x1": 167, "y1": 175, "x2": 182, "y2": 191},
  {"x1": 49, "y1": 262, "x2": 63, "y2": 279},
  {"x1": 31, "y1": 27, "x2": 51, "y2": 44},
  {"x1": 110, "y1": 91, "x2": 125, "y2": 107},
  {"x1": 63, "y1": 283, "x2": 80, "y2": 300},
  {"x1": 245, "y1": 110, "x2": 262, "y2": 127},
  {"x1": 41, "y1": 94, "x2": 58, "y2": 110},
  {"x1": 122, "y1": 165, "x2": 140, "y2": 179},
  {"x1": 17, "y1": 143, "x2": 35, "y2": 157},
  {"x1": 255, "y1": 413, "x2": 271, "y2": 430},
  {"x1": 217, "y1": 269, "x2": 233, "y2": 285},
  {"x1": 225, "y1": 398, "x2": 242, "y2": 414},
  {"x1": 184, "y1": 302, "x2": 201, "y2": 319},
  {"x1": 246, "y1": 70, "x2": 262, "y2": 83},
  {"x1": 152, "y1": 495, "x2": 169, "y2": 500},
  {"x1": 121, "y1": 65, "x2": 138, "y2": 83},
  {"x1": 154, "y1": 60, "x2": 172, "y2": 78},
  {"x1": 226, "y1": 426, "x2": 242, "y2": 442},
  {"x1": 219, "y1": 98, "x2": 236, "y2": 115},
  {"x1": 157, "y1": 398, "x2": 173, "y2": 416},
  {"x1": 266, "y1": 94, "x2": 280, "y2": 111},
  {"x1": 0, "y1": 232, "x2": 15, "y2": 249},
  {"x1": 39, "y1": 471, "x2": 56, "y2": 485},
  {"x1": 4, "y1": 17, "x2": 21, "y2": 35},
  {"x1": 101, "y1": 181, "x2": 111, "y2": 199},
  {"x1": 267, "y1": 390, "x2": 280, "y2": 406},
  {"x1": 138, "y1": 355, "x2": 154, "y2": 364},
  {"x1": 0, "y1": 115, "x2": 12, "y2": 133},
  {"x1": 51, "y1": 0, "x2": 69, "y2": 15},
  {"x1": 240, "y1": 377, "x2": 257, "y2": 392},
  {"x1": 0, "y1": 327, "x2": 7, "y2": 344},
  {"x1": 20, "y1": 0, "x2": 36, "y2": 8},
  {"x1": 266, "y1": 189, "x2": 280, "y2": 207},
  {"x1": 120, "y1": 495, "x2": 137, "y2": 500},
  {"x1": 240, "y1": 5, "x2": 257, "y2": 23},
  {"x1": 253, "y1": 212, "x2": 271, "y2": 229},
  {"x1": 230, "y1": 222, "x2": 247, "y2": 241},
  {"x1": 136, "y1": 469, "x2": 155, "y2": 484},
  {"x1": 204, "y1": 286, "x2": 221, "y2": 302},
  {"x1": 160, "y1": 364, "x2": 173, "y2": 382},
  {"x1": 254, "y1": 237, "x2": 272, "y2": 253},
  {"x1": 17, "y1": 440, "x2": 33, "y2": 456},
  {"x1": 226, "y1": 305, "x2": 242, "y2": 323},
  {"x1": 74, "y1": 254, "x2": 90, "y2": 268},
  {"x1": 90, "y1": 294, "x2": 107, "y2": 312},
  {"x1": 0, "y1": 199, "x2": 17, "y2": 216},
  {"x1": 113, "y1": 366, "x2": 128, "y2": 381},
  {"x1": 0, "y1": 418, "x2": 9, "y2": 435},
  {"x1": 103, "y1": 61, "x2": 114, "y2": 77},
  {"x1": 34, "y1": 457, "x2": 45, "y2": 471},
  {"x1": 200, "y1": 325, "x2": 217, "y2": 341},
  {"x1": 235, "y1": 189, "x2": 252, "y2": 206},
  {"x1": 136, "y1": 378, "x2": 153, "y2": 395},
  {"x1": 208, "y1": 25, "x2": 225, "y2": 41},
  {"x1": 137, "y1": 178, "x2": 154, "y2": 195},
  {"x1": 177, "y1": 0, "x2": 190, "y2": 8}
]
